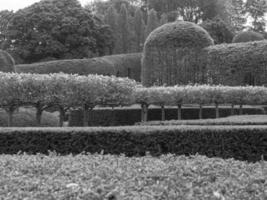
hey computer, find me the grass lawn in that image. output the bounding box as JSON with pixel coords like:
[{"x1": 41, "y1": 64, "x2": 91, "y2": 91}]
[
  {"x1": 139, "y1": 115, "x2": 267, "y2": 126},
  {"x1": 0, "y1": 153, "x2": 266, "y2": 200}
]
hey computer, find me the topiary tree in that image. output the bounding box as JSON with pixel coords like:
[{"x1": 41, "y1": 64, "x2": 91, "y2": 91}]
[
  {"x1": 142, "y1": 21, "x2": 214, "y2": 86},
  {"x1": 0, "y1": 50, "x2": 15, "y2": 72},
  {"x1": 232, "y1": 30, "x2": 264, "y2": 43}
]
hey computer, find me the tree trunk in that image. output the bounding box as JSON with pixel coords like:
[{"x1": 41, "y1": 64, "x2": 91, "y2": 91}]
[
  {"x1": 58, "y1": 107, "x2": 65, "y2": 127},
  {"x1": 144, "y1": 104, "x2": 148, "y2": 122},
  {"x1": 239, "y1": 104, "x2": 243, "y2": 115},
  {"x1": 141, "y1": 104, "x2": 144, "y2": 122},
  {"x1": 83, "y1": 104, "x2": 89, "y2": 127},
  {"x1": 36, "y1": 106, "x2": 43, "y2": 126},
  {"x1": 161, "y1": 105, "x2": 165, "y2": 121},
  {"x1": 231, "y1": 104, "x2": 235, "y2": 116},
  {"x1": 199, "y1": 104, "x2": 203, "y2": 119},
  {"x1": 215, "y1": 103, "x2": 219, "y2": 119},
  {"x1": 177, "y1": 104, "x2": 182, "y2": 120},
  {"x1": 7, "y1": 108, "x2": 15, "y2": 127}
]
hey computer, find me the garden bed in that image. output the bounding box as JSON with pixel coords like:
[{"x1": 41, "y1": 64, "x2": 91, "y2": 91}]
[{"x1": 0, "y1": 154, "x2": 265, "y2": 199}]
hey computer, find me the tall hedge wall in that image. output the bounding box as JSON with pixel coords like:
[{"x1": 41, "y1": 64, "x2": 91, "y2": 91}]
[
  {"x1": 0, "y1": 50, "x2": 15, "y2": 72},
  {"x1": 15, "y1": 53, "x2": 142, "y2": 81},
  {"x1": 203, "y1": 41, "x2": 267, "y2": 86},
  {"x1": 142, "y1": 21, "x2": 214, "y2": 86}
]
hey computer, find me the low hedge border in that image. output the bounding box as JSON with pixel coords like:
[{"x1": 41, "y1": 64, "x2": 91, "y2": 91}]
[{"x1": 0, "y1": 126, "x2": 266, "y2": 162}]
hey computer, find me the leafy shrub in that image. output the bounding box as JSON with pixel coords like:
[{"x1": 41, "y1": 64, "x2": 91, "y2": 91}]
[
  {"x1": 0, "y1": 126, "x2": 266, "y2": 162},
  {"x1": 15, "y1": 53, "x2": 142, "y2": 81},
  {"x1": 142, "y1": 21, "x2": 214, "y2": 86},
  {"x1": 0, "y1": 154, "x2": 265, "y2": 199},
  {"x1": 0, "y1": 50, "x2": 15, "y2": 72},
  {"x1": 232, "y1": 30, "x2": 264, "y2": 43}
]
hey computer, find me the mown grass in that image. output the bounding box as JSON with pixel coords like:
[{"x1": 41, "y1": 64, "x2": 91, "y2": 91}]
[
  {"x1": 0, "y1": 153, "x2": 266, "y2": 199},
  {"x1": 138, "y1": 115, "x2": 267, "y2": 126}
]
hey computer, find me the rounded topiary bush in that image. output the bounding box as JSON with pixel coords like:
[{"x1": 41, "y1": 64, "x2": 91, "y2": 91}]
[
  {"x1": 232, "y1": 31, "x2": 264, "y2": 43},
  {"x1": 142, "y1": 21, "x2": 214, "y2": 86},
  {"x1": 0, "y1": 50, "x2": 15, "y2": 72}
]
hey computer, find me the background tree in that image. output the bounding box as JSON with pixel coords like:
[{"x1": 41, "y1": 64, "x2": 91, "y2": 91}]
[
  {"x1": 118, "y1": 4, "x2": 130, "y2": 53},
  {"x1": 145, "y1": 9, "x2": 159, "y2": 38},
  {"x1": 134, "y1": 8, "x2": 146, "y2": 51},
  {"x1": 201, "y1": 17, "x2": 234, "y2": 44},
  {"x1": 245, "y1": 0, "x2": 267, "y2": 32},
  {"x1": 104, "y1": 6, "x2": 119, "y2": 54},
  {"x1": 0, "y1": 10, "x2": 14, "y2": 49},
  {"x1": 3, "y1": 0, "x2": 113, "y2": 64}
]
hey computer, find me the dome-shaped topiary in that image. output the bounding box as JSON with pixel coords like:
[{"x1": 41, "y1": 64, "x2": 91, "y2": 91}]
[
  {"x1": 232, "y1": 31, "x2": 264, "y2": 43},
  {"x1": 0, "y1": 50, "x2": 15, "y2": 72},
  {"x1": 142, "y1": 21, "x2": 214, "y2": 86}
]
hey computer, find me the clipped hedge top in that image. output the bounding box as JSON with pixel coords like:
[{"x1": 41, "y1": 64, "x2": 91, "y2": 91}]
[
  {"x1": 0, "y1": 50, "x2": 15, "y2": 72},
  {"x1": 144, "y1": 21, "x2": 214, "y2": 48},
  {"x1": 15, "y1": 53, "x2": 141, "y2": 78},
  {"x1": 204, "y1": 40, "x2": 267, "y2": 56},
  {"x1": 232, "y1": 30, "x2": 264, "y2": 43}
]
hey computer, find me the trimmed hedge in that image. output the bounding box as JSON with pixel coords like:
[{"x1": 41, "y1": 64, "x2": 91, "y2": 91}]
[
  {"x1": 0, "y1": 50, "x2": 15, "y2": 72},
  {"x1": 69, "y1": 106, "x2": 265, "y2": 126},
  {"x1": 232, "y1": 30, "x2": 264, "y2": 43},
  {"x1": 0, "y1": 126, "x2": 266, "y2": 162},
  {"x1": 203, "y1": 41, "x2": 267, "y2": 86},
  {"x1": 15, "y1": 53, "x2": 142, "y2": 81},
  {"x1": 142, "y1": 21, "x2": 214, "y2": 86}
]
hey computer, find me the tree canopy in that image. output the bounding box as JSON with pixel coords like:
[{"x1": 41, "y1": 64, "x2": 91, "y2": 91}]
[{"x1": 2, "y1": 0, "x2": 114, "y2": 64}]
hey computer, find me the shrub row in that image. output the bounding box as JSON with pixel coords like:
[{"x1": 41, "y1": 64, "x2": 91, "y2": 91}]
[
  {"x1": 2, "y1": 72, "x2": 267, "y2": 126},
  {"x1": 0, "y1": 126, "x2": 266, "y2": 162},
  {"x1": 0, "y1": 72, "x2": 136, "y2": 127}
]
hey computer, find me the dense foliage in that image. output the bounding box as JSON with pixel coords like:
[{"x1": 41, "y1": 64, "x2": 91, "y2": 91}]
[
  {"x1": 0, "y1": 153, "x2": 265, "y2": 199},
  {"x1": 2, "y1": 0, "x2": 113, "y2": 64},
  {"x1": 15, "y1": 53, "x2": 142, "y2": 81},
  {"x1": 142, "y1": 21, "x2": 214, "y2": 86},
  {"x1": 135, "y1": 85, "x2": 267, "y2": 106}
]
